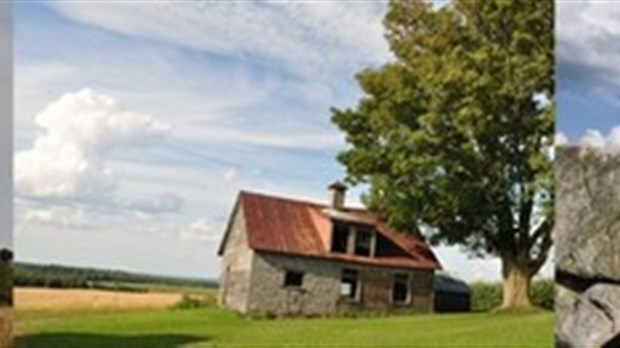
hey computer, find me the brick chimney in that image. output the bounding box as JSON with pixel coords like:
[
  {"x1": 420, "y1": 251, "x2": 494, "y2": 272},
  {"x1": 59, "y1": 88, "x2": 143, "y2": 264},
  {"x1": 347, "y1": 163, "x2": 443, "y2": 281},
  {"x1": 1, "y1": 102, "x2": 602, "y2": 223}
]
[{"x1": 328, "y1": 181, "x2": 347, "y2": 210}]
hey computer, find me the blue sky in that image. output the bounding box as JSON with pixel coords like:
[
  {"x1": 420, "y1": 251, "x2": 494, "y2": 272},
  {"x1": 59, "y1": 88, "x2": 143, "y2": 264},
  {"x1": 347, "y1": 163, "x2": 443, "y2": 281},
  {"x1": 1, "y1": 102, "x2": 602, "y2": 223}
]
[
  {"x1": 14, "y1": 1, "x2": 551, "y2": 281},
  {"x1": 557, "y1": 1, "x2": 620, "y2": 148}
]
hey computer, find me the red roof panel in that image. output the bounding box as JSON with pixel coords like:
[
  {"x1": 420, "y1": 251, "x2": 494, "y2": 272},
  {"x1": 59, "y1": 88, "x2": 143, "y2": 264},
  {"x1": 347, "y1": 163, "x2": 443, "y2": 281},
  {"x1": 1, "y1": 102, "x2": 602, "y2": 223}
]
[{"x1": 238, "y1": 191, "x2": 441, "y2": 270}]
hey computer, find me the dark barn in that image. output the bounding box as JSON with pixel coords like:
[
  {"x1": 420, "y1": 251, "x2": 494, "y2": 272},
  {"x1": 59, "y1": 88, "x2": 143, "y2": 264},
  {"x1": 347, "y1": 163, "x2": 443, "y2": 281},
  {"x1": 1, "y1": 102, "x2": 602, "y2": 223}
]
[{"x1": 433, "y1": 274, "x2": 470, "y2": 313}]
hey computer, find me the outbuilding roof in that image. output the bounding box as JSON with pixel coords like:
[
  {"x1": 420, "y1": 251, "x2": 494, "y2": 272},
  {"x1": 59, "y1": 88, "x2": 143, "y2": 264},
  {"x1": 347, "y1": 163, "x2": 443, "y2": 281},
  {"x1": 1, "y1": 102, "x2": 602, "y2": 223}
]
[
  {"x1": 434, "y1": 274, "x2": 471, "y2": 294},
  {"x1": 218, "y1": 191, "x2": 441, "y2": 271}
]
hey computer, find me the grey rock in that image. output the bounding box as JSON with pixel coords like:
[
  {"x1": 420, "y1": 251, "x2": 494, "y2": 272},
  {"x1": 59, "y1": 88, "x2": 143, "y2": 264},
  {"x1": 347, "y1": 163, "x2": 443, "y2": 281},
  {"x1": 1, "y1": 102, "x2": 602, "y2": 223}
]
[
  {"x1": 555, "y1": 146, "x2": 620, "y2": 282},
  {"x1": 556, "y1": 284, "x2": 620, "y2": 347},
  {"x1": 555, "y1": 146, "x2": 620, "y2": 347}
]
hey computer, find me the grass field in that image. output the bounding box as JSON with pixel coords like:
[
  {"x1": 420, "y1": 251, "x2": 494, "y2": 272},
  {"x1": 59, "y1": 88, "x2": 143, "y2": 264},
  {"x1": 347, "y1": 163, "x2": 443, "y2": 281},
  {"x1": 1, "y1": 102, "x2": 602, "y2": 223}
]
[{"x1": 14, "y1": 291, "x2": 554, "y2": 348}]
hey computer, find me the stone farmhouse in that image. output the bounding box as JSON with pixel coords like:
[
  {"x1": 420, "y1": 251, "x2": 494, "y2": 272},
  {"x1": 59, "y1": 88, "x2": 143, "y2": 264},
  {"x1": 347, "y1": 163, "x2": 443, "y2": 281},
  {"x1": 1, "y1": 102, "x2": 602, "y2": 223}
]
[{"x1": 217, "y1": 182, "x2": 442, "y2": 316}]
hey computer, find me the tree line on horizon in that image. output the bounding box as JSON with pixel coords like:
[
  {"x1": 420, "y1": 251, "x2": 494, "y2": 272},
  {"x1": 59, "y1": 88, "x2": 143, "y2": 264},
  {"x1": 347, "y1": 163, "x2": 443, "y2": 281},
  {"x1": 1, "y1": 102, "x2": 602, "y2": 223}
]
[{"x1": 13, "y1": 262, "x2": 218, "y2": 291}]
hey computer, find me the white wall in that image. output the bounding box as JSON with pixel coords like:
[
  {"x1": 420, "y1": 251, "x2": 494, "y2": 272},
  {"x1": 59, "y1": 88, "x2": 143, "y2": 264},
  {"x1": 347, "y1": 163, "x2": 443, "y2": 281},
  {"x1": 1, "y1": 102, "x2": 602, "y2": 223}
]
[{"x1": 0, "y1": 2, "x2": 12, "y2": 250}]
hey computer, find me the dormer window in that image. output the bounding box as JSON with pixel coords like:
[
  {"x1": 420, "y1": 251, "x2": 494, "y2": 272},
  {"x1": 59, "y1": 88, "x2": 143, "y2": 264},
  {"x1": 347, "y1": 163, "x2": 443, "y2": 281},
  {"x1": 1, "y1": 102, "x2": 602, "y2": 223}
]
[
  {"x1": 354, "y1": 227, "x2": 372, "y2": 256},
  {"x1": 330, "y1": 221, "x2": 349, "y2": 253},
  {"x1": 330, "y1": 221, "x2": 376, "y2": 257}
]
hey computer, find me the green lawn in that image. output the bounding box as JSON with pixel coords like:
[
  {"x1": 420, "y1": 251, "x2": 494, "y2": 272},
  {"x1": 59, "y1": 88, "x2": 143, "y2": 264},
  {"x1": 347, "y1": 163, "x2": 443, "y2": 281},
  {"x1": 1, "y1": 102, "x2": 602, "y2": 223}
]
[{"x1": 15, "y1": 307, "x2": 553, "y2": 347}]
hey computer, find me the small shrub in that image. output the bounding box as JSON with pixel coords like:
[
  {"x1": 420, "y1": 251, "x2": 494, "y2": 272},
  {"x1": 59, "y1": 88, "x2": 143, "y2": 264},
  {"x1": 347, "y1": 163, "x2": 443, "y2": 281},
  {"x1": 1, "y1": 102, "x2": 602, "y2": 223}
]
[
  {"x1": 470, "y1": 279, "x2": 554, "y2": 312},
  {"x1": 470, "y1": 282, "x2": 502, "y2": 312},
  {"x1": 246, "y1": 311, "x2": 278, "y2": 320},
  {"x1": 531, "y1": 279, "x2": 554, "y2": 310},
  {"x1": 173, "y1": 294, "x2": 216, "y2": 310}
]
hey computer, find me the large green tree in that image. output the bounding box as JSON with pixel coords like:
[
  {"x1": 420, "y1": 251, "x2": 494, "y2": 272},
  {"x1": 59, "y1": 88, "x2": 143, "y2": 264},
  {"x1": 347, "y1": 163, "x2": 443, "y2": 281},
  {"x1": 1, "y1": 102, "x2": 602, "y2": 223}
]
[{"x1": 332, "y1": 0, "x2": 553, "y2": 309}]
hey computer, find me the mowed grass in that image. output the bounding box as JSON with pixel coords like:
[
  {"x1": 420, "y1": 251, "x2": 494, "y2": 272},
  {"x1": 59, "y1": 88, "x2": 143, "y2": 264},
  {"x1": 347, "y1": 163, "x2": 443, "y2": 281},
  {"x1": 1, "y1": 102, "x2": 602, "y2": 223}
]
[{"x1": 15, "y1": 306, "x2": 553, "y2": 347}]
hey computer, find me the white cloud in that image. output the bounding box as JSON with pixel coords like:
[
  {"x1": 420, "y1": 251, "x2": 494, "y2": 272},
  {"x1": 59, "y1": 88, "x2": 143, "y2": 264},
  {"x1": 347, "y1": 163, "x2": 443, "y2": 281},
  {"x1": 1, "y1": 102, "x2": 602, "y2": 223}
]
[
  {"x1": 555, "y1": 132, "x2": 569, "y2": 146},
  {"x1": 558, "y1": 1, "x2": 620, "y2": 89},
  {"x1": 179, "y1": 124, "x2": 342, "y2": 151},
  {"x1": 223, "y1": 169, "x2": 237, "y2": 183},
  {"x1": 14, "y1": 62, "x2": 79, "y2": 133},
  {"x1": 179, "y1": 217, "x2": 220, "y2": 243},
  {"x1": 15, "y1": 89, "x2": 182, "y2": 214},
  {"x1": 125, "y1": 192, "x2": 184, "y2": 215},
  {"x1": 50, "y1": 1, "x2": 389, "y2": 79},
  {"x1": 579, "y1": 126, "x2": 620, "y2": 154},
  {"x1": 21, "y1": 207, "x2": 94, "y2": 230},
  {"x1": 15, "y1": 58, "x2": 342, "y2": 155}
]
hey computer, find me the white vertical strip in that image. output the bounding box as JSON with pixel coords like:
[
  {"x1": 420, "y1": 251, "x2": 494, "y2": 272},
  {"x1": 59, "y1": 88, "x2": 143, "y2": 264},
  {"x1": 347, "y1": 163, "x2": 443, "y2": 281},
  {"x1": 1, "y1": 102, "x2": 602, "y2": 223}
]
[{"x1": 0, "y1": 1, "x2": 12, "y2": 251}]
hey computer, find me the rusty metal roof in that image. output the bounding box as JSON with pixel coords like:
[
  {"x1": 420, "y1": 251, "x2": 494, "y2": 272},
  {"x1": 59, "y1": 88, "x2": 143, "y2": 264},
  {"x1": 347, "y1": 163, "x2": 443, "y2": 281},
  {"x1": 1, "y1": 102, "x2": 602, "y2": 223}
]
[{"x1": 224, "y1": 190, "x2": 441, "y2": 271}]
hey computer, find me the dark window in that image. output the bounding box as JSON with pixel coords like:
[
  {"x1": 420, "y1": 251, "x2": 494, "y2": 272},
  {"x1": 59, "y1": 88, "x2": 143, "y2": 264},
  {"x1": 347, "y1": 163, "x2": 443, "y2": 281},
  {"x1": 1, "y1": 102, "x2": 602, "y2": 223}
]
[
  {"x1": 340, "y1": 269, "x2": 359, "y2": 300},
  {"x1": 330, "y1": 222, "x2": 349, "y2": 253},
  {"x1": 375, "y1": 233, "x2": 409, "y2": 257},
  {"x1": 284, "y1": 271, "x2": 304, "y2": 287},
  {"x1": 354, "y1": 227, "x2": 373, "y2": 256},
  {"x1": 392, "y1": 273, "x2": 409, "y2": 304}
]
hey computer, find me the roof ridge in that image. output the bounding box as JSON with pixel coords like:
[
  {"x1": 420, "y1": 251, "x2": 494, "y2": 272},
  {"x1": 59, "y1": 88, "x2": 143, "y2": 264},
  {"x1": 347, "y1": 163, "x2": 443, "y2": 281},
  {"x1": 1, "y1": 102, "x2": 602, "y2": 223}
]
[{"x1": 239, "y1": 190, "x2": 371, "y2": 212}]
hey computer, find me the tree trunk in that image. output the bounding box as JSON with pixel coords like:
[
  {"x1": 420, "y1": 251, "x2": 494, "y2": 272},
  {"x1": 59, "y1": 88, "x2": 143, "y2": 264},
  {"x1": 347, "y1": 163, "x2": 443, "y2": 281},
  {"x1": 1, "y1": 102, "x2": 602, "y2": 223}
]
[{"x1": 501, "y1": 259, "x2": 533, "y2": 309}]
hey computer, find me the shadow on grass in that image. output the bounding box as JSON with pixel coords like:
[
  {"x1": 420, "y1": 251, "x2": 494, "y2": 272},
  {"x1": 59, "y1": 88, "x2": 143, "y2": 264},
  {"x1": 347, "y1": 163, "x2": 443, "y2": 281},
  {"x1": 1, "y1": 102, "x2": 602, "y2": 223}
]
[{"x1": 15, "y1": 333, "x2": 209, "y2": 348}]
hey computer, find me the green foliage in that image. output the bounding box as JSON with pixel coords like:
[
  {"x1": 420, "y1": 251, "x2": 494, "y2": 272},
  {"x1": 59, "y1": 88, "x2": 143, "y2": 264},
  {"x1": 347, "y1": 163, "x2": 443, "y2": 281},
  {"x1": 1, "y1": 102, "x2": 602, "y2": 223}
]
[
  {"x1": 530, "y1": 279, "x2": 554, "y2": 310},
  {"x1": 173, "y1": 294, "x2": 217, "y2": 310},
  {"x1": 470, "y1": 282, "x2": 503, "y2": 312},
  {"x1": 331, "y1": 0, "x2": 554, "y2": 306},
  {"x1": 470, "y1": 279, "x2": 554, "y2": 312}
]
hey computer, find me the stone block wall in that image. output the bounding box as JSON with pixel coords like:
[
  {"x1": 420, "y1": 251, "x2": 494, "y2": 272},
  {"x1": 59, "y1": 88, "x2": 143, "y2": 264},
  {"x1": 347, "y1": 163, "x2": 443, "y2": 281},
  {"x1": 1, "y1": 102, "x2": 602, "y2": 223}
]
[
  {"x1": 246, "y1": 252, "x2": 434, "y2": 316},
  {"x1": 247, "y1": 253, "x2": 340, "y2": 315},
  {"x1": 555, "y1": 146, "x2": 620, "y2": 347},
  {"x1": 219, "y1": 204, "x2": 254, "y2": 313}
]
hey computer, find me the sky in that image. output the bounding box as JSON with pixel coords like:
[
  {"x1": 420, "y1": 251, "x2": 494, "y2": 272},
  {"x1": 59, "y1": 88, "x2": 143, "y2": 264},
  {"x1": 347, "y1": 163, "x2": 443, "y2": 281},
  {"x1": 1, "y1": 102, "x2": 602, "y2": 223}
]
[
  {"x1": 13, "y1": 1, "x2": 551, "y2": 282},
  {"x1": 557, "y1": 1, "x2": 620, "y2": 150}
]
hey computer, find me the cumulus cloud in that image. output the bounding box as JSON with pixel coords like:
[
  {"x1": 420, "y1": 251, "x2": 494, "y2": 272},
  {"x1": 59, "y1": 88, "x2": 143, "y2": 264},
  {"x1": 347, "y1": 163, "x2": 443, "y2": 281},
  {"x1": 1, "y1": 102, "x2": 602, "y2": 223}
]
[
  {"x1": 579, "y1": 126, "x2": 620, "y2": 154},
  {"x1": 15, "y1": 89, "x2": 182, "y2": 216}
]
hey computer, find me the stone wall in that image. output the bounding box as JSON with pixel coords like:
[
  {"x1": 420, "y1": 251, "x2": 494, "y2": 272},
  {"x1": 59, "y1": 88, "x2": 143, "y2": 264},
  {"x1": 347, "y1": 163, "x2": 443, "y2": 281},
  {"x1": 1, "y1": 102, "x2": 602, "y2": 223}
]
[
  {"x1": 555, "y1": 146, "x2": 620, "y2": 347},
  {"x1": 246, "y1": 252, "x2": 434, "y2": 316},
  {"x1": 218, "y1": 204, "x2": 254, "y2": 313}
]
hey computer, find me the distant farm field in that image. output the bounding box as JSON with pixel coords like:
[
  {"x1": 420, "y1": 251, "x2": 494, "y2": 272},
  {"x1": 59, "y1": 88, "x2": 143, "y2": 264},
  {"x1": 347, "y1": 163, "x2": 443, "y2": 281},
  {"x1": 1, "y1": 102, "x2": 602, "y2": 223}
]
[
  {"x1": 15, "y1": 287, "x2": 182, "y2": 311},
  {"x1": 14, "y1": 287, "x2": 553, "y2": 348}
]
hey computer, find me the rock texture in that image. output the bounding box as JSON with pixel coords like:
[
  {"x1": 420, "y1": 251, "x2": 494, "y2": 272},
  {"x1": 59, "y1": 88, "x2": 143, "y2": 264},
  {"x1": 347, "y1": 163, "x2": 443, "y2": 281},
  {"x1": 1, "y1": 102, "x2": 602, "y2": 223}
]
[
  {"x1": 555, "y1": 146, "x2": 620, "y2": 347},
  {"x1": 556, "y1": 147, "x2": 620, "y2": 281}
]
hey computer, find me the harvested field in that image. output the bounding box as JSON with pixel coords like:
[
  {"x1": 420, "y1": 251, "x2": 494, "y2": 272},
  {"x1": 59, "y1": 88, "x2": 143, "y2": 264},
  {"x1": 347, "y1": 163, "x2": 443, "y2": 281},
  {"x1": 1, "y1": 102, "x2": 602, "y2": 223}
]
[
  {"x1": 0, "y1": 308, "x2": 11, "y2": 348},
  {"x1": 15, "y1": 287, "x2": 181, "y2": 311}
]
